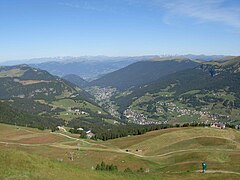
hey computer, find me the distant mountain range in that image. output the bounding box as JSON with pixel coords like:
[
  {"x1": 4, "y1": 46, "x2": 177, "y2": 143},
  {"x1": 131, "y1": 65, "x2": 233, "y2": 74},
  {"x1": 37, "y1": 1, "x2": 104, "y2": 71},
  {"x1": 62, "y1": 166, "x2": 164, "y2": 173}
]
[
  {"x1": 1, "y1": 56, "x2": 155, "y2": 80},
  {"x1": 30, "y1": 59, "x2": 136, "y2": 81},
  {"x1": 177, "y1": 54, "x2": 227, "y2": 61},
  {"x1": 0, "y1": 55, "x2": 227, "y2": 80}
]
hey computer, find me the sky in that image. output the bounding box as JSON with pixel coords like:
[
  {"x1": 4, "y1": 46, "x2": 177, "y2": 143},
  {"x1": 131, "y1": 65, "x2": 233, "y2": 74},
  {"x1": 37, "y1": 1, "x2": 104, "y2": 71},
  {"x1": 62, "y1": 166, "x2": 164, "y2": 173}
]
[{"x1": 0, "y1": 0, "x2": 239, "y2": 61}]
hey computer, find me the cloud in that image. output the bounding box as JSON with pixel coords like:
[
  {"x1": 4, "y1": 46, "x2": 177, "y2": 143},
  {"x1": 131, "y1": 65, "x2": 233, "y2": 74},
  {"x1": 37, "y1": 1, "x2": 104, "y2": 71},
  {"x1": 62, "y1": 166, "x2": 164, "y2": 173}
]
[
  {"x1": 58, "y1": 0, "x2": 240, "y2": 29},
  {"x1": 156, "y1": 0, "x2": 240, "y2": 29}
]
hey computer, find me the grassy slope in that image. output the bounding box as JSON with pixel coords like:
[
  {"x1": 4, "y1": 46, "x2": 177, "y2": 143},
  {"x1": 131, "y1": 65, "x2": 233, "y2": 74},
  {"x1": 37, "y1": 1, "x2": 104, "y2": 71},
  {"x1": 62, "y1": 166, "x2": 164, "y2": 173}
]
[
  {"x1": 0, "y1": 147, "x2": 160, "y2": 180},
  {"x1": 1, "y1": 146, "x2": 239, "y2": 180},
  {"x1": 0, "y1": 123, "x2": 240, "y2": 179},
  {"x1": 107, "y1": 127, "x2": 240, "y2": 173},
  {"x1": 51, "y1": 98, "x2": 107, "y2": 121}
]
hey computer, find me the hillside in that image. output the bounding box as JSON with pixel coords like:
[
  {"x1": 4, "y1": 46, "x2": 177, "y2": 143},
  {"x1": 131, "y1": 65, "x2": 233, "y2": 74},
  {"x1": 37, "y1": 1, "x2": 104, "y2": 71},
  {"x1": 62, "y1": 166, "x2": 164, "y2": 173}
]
[
  {"x1": 63, "y1": 74, "x2": 89, "y2": 87},
  {"x1": 89, "y1": 58, "x2": 201, "y2": 90},
  {"x1": 0, "y1": 101, "x2": 64, "y2": 129},
  {"x1": 0, "y1": 123, "x2": 239, "y2": 179},
  {"x1": 0, "y1": 65, "x2": 113, "y2": 127},
  {"x1": 107, "y1": 127, "x2": 240, "y2": 174},
  {"x1": 113, "y1": 56, "x2": 240, "y2": 125},
  {"x1": 0, "y1": 64, "x2": 81, "y2": 100}
]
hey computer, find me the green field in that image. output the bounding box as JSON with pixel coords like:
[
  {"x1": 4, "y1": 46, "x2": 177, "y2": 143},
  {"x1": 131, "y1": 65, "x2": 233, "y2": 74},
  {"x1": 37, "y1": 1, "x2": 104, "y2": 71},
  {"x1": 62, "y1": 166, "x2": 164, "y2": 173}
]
[
  {"x1": 50, "y1": 98, "x2": 107, "y2": 120},
  {"x1": 0, "y1": 68, "x2": 26, "y2": 78},
  {"x1": 52, "y1": 98, "x2": 104, "y2": 112},
  {"x1": 0, "y1": 123, "x2": 240, "y2": 179}
]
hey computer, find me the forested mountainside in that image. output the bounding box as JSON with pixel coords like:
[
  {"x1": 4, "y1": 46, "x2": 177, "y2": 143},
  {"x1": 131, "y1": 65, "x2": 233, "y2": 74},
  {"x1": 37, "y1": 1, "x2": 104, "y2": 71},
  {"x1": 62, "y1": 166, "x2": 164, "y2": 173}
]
[
  {"x1": 0, "y1": 65, "x2": 77, "y2": 99},
  {"x1": 0, "y1": 65, "x2": 114, "y2": 128},
  {"x1": 1, "y1": 57, "x2": 240, "y2": 138},
  {"x1": 63, "y1": 74, "x2": 89, "y2": 88},
  {"x1": 89, "y1": 58, "x2": 201, "y2": 90},
  {"x1": 111, "y1": 56, "x2": 240, "y2": 125},
  {"x1": 0, "y1": 101, "x2": 64, "y2": 129}
]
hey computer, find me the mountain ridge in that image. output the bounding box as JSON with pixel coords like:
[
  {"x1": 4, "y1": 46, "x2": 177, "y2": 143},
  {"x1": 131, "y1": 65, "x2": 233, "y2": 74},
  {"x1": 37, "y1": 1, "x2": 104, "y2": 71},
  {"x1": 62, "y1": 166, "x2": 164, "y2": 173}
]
[
  {"x1": 89, "y1": 58, "x2": 201, "y2": 90},
  {"x1": 63, "y1": 74, "x2": 89, "y2": 88}
]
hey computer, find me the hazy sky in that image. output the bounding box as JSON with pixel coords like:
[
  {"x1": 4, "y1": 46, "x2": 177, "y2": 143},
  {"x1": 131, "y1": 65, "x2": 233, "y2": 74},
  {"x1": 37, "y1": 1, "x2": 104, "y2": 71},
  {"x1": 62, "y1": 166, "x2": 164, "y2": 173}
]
[{"x1": 0, "y1": 0, "x2": 240, "y2": 61}]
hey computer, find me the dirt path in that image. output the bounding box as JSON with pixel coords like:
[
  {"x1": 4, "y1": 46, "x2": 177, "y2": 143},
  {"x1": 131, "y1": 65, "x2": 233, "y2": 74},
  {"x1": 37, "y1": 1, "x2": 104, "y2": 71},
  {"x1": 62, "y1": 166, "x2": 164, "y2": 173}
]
[
  {"x1": 0, "y1": 141, "x2": 43, "y2": 146},
  {"x1": 51, "y1": 132, "x2": 92, "y2": 145},
  {"x1": 117, "y1": 148, "x2": 240, "y2": 159},
  {"x1": 195, "y1": 170, "x2": 240, "y2": 175},
  {"x1": 51, "y1": 132, "x2": 110, "y2": 149},
  {"x1": 1, "y1": 138, "x2": 239, "y2": 159},
  {"x1": 2, "y1": 131, "x2": 240, "y2": 160},
  {"x1": 147, "y1": 148, "x2": 240, "y2": 158}
]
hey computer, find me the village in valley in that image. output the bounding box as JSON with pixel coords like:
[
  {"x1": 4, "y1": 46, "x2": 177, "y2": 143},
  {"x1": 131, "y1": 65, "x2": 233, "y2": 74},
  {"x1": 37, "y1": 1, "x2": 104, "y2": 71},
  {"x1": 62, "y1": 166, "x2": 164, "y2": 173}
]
[
  {"x1": 86, "y1": 86, "x2": 121, "y2": 118},
  {"x1": 123, "y1": 101, "x2": 238, "y2": 129},
  {"x1": 83, "y1": 86, "x2": 240, "y2": 130}
]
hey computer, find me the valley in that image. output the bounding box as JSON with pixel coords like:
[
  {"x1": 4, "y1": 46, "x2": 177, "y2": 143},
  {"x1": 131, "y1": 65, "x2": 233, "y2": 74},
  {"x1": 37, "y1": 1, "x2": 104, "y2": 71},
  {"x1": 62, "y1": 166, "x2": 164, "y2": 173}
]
[
  {"x1": 1, "y1": 1, "x2": 240, "y2": 179},
  {"x1": 1, "y1": 56, "x2": 240, "y2": 179},
  {"x1": 86, "y1": 57, "x2": 240, "y2": 126}
]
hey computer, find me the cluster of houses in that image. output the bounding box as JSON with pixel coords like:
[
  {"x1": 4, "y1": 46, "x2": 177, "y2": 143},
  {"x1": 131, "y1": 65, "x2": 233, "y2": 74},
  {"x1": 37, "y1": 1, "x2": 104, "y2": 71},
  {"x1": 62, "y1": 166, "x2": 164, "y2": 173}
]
[
  {"x1": 103, "y1": 101, "x2": 120, "y2": 118},
  {"x1": 157, "y1": 102, "x2": 206, "y2": 117},
  {"x1": 210, "y1": 123, "x2": 240, "y2": 130},
  {"x1": 56, "y1": 126, "x2": 95, "y2": 139},
  {"x1": 123, "y1": 108, "x2": 161, "y2": 125},
  {"x1": 123, "y1": 100, "x2": 235, "y2": 125},
  {"x1": 157, "y1": 102, "x2": 231, "y2": 122},
  {"x1": 124, "y1": 109, "x2": 148, "y2": 124},
  {"x1": 67, "y1": 107, "x2": 89, "y2": 116},
  {"x1": 91, "y1": 87, "x2": 117, "y2": 102},
  {"x1": 89, "y1": 87, "x2": 120, "y2": 118},
  {"x1": 210, "y1": 122, "x2": 226, "y2": 129}
]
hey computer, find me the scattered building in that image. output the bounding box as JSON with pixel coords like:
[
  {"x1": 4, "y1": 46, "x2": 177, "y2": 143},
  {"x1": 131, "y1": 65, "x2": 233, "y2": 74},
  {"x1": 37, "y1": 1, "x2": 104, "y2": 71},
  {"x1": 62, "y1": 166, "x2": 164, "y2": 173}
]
[
  {"x1": 81, "y1": 111, "x2": 88, "y2": 115},
  {"x1": 211, "y1": 122, "x2": 226, "y2": 129},
  {"x1": 74, "y1": 109, "x2": 80, "y2": 113},
  {"x1": 86, "y1": 131, "x2": 95, "y2": 139},
  {"x1": 56, "y1": 126, "x2": 67, "y2": 132},
  {"x1": 77, "y1": 127, "x2": 84, "y2": 131}
]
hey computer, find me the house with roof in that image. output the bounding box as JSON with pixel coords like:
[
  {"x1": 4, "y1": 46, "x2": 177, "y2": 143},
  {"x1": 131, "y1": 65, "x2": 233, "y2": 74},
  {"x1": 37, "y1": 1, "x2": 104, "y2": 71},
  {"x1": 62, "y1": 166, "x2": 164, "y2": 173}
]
[{"x1": 211, "y1": 122, "x2": 226, "y2": 129}]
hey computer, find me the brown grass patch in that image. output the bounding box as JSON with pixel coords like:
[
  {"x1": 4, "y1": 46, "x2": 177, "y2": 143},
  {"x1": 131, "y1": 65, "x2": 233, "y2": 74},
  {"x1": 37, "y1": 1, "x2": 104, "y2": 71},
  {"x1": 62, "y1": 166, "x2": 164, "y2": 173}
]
[
  {"x1": 18, "y1": 80, "x2": 51, "y2": 85},
  {"x1": 18, "y1": 134, "x2": 67, "y2": 144}
]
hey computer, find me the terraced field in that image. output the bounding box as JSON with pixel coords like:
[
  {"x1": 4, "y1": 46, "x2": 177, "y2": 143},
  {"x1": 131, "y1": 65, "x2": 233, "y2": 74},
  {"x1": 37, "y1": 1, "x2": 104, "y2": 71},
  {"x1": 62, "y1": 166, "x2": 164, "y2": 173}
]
[{"x1": 0, "y1": 123, "x2": 240, "y2": 179}]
